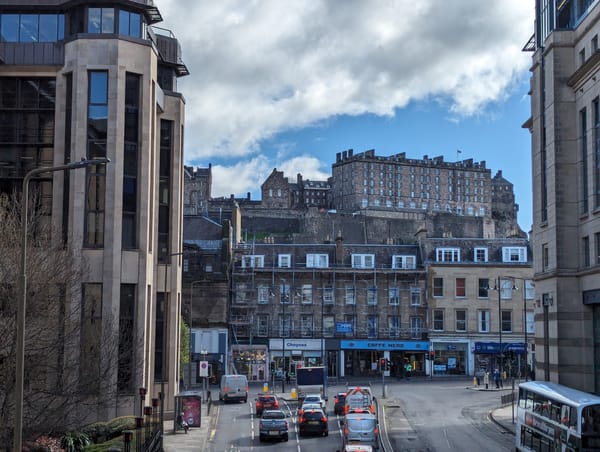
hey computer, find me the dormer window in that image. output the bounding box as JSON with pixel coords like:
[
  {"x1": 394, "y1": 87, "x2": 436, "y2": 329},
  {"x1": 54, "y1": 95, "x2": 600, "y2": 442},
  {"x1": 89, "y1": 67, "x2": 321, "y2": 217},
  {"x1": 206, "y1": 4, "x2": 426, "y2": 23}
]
[
  {"x1": 474, "y1": 247, "x2": 488, "y2": 263},
  {"x1": 278, "y1": 254, "x2": 291, "y2": 268},
  {"x1": 392, "y1": 255, "x2": 416, "y2": 269},
  {"x1": 502, "y1": 247, "x2": 527, "y2": 263},
  {"x1": 241, "y1": 255, "x2": 264, "y2": 268},
  {"x1": 436, "y1": 248, "x2": 460, "y2": 262},
  {"x1": 352, "y1": 254, "x2": 374, "y2": 268}
]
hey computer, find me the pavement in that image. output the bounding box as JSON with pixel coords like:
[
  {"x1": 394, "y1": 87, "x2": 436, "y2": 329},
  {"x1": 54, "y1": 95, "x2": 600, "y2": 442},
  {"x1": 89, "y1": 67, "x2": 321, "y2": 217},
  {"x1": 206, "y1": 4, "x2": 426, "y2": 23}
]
[{"x1": 162, "y1": 379, "x2": 517, "y2": 451}]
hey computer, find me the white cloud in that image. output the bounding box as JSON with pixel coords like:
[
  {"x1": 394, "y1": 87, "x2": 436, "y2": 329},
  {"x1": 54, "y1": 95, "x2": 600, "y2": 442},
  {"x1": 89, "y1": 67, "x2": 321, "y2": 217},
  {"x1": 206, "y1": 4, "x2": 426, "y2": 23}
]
[
  {"x1": 159, "y1": 0, "x2": 533, "y2": 193},
  {"x1": 210, "y1": 155, "x2": 329, "y2": 199}
]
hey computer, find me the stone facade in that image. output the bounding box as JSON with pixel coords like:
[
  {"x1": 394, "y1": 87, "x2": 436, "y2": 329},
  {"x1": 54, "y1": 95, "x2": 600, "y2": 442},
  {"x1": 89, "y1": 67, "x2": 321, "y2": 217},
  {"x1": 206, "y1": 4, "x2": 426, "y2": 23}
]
[
  {"x1": 528, "y1": 0, "x2": 600, "y2": 393},
  {"x1": 0, "y1": 0, "x2": 188, "y2": 424}
]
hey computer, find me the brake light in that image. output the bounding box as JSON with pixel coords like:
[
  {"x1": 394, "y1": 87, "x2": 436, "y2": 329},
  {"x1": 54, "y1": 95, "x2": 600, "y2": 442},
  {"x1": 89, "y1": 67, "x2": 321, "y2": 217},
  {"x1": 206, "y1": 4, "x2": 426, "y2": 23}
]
[
  {"x1": 344, "y1": 427, "x2": 349, "y2": 435},
  {"x1": 274, "y1": 400, "x2": 279, "y2": 408},
  {"x1": 374, "y1": 426, "x2": 379, "y2": 435},
  {"x1": 299, "y1": 416, "x2": 305, "y2": 423},
  {"x1": 322, "y1": 416, "x2": 328, "y2": 422},
  {"x1": 285, "y1": 421, "x2": 288, "y2": 428},
  {"x1": 224, "y1": 386, "x2": 229, "y2": 392}
]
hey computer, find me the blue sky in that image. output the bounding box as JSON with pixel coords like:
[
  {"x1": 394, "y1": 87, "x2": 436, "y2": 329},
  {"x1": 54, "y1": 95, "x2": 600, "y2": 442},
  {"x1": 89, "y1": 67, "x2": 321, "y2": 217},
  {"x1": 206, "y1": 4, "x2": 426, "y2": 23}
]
[{"x1": 159, "y1": 1, "x2": 534, "y2": 231}]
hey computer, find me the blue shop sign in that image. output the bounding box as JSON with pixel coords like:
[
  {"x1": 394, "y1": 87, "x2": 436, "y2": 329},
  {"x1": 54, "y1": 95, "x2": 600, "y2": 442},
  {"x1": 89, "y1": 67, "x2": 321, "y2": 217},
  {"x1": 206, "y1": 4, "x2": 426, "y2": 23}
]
[
  {"x1": 336, "y1": 322, "x2": 353, "y2": 333},
  {"x1": 474, "y1": 342, "x2": 526, "y2": 354},
  {"x1": 341, "y1": 340, "x2": 429, "y2": 351}
]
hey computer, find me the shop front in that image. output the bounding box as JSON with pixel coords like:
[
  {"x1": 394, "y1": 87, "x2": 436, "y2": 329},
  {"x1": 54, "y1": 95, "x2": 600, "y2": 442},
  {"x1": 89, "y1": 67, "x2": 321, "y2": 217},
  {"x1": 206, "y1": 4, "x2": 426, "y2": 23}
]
[
  {"x1": 431, "y1": 341, "x2": 469, "y2": 376},
  {"x1": 473, "y1": 342, "x2": 526, "y2": 378},
  {"x1": 231, "y1": 344, "x2": 268, "y2": 382},
  {"x1": 340, "y1": 339, "x2": 429, "y2": 378},
  {"x1": 269, "y1": 338, "x2": 325, "y2": 380}
]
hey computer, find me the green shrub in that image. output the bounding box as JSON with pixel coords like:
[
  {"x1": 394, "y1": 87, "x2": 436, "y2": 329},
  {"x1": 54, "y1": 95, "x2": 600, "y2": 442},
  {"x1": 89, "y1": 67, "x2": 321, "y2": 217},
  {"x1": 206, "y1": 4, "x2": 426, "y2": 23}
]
[{"x1": 60, "y1": 431, "x2": 91, "y2": 452}]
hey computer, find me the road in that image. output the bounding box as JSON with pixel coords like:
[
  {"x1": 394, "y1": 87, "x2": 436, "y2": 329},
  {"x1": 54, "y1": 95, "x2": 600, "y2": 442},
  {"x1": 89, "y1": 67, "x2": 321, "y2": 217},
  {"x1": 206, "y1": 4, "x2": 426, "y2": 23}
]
[
  {"x1": 205, "y1": 378, "x2": 514, "y2": 451},
  {"x1": 383, "y1": 377, "x2": 514, "y2": 451}
]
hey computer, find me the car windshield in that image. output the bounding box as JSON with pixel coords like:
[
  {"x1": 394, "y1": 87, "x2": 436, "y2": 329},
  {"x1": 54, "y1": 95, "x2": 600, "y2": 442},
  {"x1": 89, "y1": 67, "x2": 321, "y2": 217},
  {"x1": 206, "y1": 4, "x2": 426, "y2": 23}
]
[
  {"x1": 262, "y1": 411, "x2": 284, "y2": 419},
  {"x1": 304, "y1": 396, "x2": 321, "y2": 402},
  {"x1": 259, "y1": 396, "x2": 275, "y2": 402},
  {"x1": 304, "y1": 410, "x2": 324, "y2": 420}
]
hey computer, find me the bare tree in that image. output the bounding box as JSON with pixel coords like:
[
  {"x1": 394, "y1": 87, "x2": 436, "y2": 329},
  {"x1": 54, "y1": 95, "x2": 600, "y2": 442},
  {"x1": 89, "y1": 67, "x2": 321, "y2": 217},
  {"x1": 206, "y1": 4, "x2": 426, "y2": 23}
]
[{"x1": 0, "y1": 192, "x2": 129, "y2": 446}]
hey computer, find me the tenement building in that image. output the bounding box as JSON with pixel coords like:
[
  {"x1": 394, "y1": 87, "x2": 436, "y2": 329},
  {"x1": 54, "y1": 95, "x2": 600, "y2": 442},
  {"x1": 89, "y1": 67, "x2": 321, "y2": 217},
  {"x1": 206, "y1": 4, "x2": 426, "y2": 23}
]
[
  {"x1": 528, "y1": 0, "x2": 600, "y2": 393},
  {"x1": 0, "y1": 0, "x2": 188, "y2": 439}
]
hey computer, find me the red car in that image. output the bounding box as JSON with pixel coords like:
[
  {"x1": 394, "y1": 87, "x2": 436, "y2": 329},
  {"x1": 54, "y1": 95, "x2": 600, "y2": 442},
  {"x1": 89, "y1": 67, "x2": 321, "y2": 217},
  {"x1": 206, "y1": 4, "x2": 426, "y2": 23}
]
[{"x1": 255, "y1": 394, "x2": 279, "y2": 416}]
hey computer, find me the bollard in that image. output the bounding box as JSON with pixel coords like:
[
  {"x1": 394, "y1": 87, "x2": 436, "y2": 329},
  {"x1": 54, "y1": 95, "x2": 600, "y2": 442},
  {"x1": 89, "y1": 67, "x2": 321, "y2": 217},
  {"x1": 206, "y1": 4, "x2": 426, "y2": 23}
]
[
  {"x1": 263, "y1": 382, "x2": 268, "y2": 393},
  {"x1": 291, "y1": 388, "x2": 297, "y2": 399},
  {"x1": 473, "y1": 376, "x2": 477, "y2": 386}
]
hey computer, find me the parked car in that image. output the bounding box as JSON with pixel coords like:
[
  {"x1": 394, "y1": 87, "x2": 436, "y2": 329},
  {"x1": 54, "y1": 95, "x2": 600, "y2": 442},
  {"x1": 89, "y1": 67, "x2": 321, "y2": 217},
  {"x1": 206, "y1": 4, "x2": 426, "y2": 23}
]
[
  {"x1": 255, "y1": 394, "x2": 279, "y2": 416},
  {"x1": 298, "y1": 408, "x2": 329, "y2": 437},
  {"x1": 219, "y1": 374, "x2": 248, "y2": 403},
  {"x1": 334, "y1": 392, "x2": 347, "y2": 415},
  {"x1": 259, "y1": 409, "x2": 289, "y2": 442},
  {"x1": 342, "y1": 410, "x2": 379, "y2": 450}
]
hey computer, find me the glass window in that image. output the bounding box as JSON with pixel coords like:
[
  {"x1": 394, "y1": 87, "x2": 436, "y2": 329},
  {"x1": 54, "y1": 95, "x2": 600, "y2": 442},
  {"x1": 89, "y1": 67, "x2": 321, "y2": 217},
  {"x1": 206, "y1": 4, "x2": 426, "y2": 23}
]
[
  {"x1": 388, "y1": 287, "x2": 399, "y2": 305},
  {"x1": 433, "y1": 278, "x2": 443, "y2": 297},
  {"x1": 39, "y1": 15, "x2": 59, "y2": 41},
  {"x1": 436, "y1": 248, "x2": 461, "y2": 262},
  {"x1": 119, "y1": 10, "x2": 141, "y2": 38},
  {"x1": 410, "y1": 287, "x2": 421, "y2": 306},
  {"x1": 257, "y1": 286, "x2": 269, "y2": 305},
  {"x1": 501, "y1": 310, "x2": 512, "y2": 333},
  {"x1": 323, "y1": 315, "x2": 334, "y2": 337},
  {"x1": 456, "y1": 310, "x2": 466, "y2": 332},
  {"x1": 367, "y1": 316, "x2": 378, "y2": 338},
  {"x1": 474, "y1": 247, "x2": 488, "y2": 262},
  {"x1": 323, "y1": 285, "x2": 334, "y2": 305},
  {"x1": 88, "y1": 7, "x2": 114, "y2": 34},
  {"x1": 306, "y1": 253, "x2": 328, "y2": 268},
  {"x1": 352, "y1": 254, "x2": 375, "y2": 268},
  {"x1": 1, "y1": 14, "x2": 19, "y2": 42},
  {"x1": 301, "y1": 284, "x2": 312, "y2": 304},
  {"x1": 478, "y1": 310, "x2": 490, "y2": 332},
  {"x1": 278, "y1": 254, "x2": 291, "y2": 268},
  {"x1": 392, "y1": 255, "x2": 416, "y2": 269},
  {"x1": 433, "y1": 310, "x2": 444, "y2": 331},
  {"x1": 455, "y1": 278, "x2": 466, "y2": 297},
  {"x1": 478, "y1": 278, "x2": 489, "y2": 298},
  {"x1": 19, "y1": 14, "x2": 38, "y2": 42},
  {"x1": 301, "y1": 315, "x2": 313, "y2": 338},
  {"x1": 502, "y1": 246, "x2": 527, "y2": 263},
  {"x1": 388, "y1": 316, "x2": 400, "y2": 338},
  {"x1": 345, "y1": 286, "x2": 355, "y2": 305}
]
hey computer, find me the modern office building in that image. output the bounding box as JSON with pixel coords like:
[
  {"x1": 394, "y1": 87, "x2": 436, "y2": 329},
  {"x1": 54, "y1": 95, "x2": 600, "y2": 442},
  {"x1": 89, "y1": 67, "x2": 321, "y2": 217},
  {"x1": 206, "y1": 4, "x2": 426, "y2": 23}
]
[
  {"x1": 0, "y1": 0, "x2": 188, "y2": 433},
  {"x1": 528, "y1": 0, "x2": 600, "y2": 393}
]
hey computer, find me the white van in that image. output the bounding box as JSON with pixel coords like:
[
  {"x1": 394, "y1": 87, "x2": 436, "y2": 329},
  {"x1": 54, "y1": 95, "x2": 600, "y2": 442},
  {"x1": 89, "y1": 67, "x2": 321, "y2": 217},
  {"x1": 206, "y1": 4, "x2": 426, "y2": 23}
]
[
  {"x1": 342, "y1": 411, "x2": 379, "y2": 450},
  {"x1": 219, "y1": 374, "x2": 248, "y2": 403}
]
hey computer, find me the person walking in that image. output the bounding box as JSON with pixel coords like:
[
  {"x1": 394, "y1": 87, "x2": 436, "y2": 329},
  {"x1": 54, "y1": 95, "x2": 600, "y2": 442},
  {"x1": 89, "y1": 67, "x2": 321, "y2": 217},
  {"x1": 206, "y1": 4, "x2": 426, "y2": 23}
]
[
  {"x1": 483, "y1": 370, "x2": 490, "y2": 389},
  {"x1": 493, "y1": 368, "x2": 500, "y2": 389}
]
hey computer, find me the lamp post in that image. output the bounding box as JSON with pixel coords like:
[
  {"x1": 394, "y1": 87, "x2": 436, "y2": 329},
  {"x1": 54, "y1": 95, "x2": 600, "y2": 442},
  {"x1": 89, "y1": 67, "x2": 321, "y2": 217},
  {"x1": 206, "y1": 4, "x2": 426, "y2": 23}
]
[
  {"x1": 189, "y1": 281, "x2": 203, "y2": 389},
  {"x1": 14, "y1": 157, "x2": 109, "y2": 452},
  {"x1": 161, "y1": 251, "x2": 184, "y2": 450},
  {"x1": 280, "y1": 279, "x2": 287, "y2": 393},
  {"x1": 497, "y1": 276, "x2": 503, "y2": 383}
]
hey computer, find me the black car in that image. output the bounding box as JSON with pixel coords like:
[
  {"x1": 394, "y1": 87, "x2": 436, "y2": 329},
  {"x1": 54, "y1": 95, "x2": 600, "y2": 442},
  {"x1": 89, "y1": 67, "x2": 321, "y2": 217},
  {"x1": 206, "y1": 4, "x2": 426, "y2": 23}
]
[
  {"x1": 259, "y1": 409, "x2": 289, "y2": 442},
  {"x1": 298, "y1": 408, "x2": 328, "y2": 437},
  {"x1": 334, "y1": 392, "x2": 347, "y2": 415}
]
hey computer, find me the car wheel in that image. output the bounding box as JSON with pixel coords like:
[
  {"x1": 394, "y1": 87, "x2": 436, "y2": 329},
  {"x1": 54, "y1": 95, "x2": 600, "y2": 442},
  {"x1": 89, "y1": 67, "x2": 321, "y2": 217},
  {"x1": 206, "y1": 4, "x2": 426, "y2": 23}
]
[
  {"x1": 324, "y1": 430, "x2": 328, "y2": 437},
  {"x1": 259, "y1": 435, "x2": 264, "y2": 442},
  {"x1": 284, "y1": 434, "x2": 289, "y2": 441}
]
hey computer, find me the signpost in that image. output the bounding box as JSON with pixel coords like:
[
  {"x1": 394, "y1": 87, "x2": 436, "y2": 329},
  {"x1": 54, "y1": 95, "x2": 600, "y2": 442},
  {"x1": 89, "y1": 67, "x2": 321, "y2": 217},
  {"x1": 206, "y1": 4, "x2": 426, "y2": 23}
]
[{"x1": 199, "y1": 360, "x2": 209, "y2": 401}]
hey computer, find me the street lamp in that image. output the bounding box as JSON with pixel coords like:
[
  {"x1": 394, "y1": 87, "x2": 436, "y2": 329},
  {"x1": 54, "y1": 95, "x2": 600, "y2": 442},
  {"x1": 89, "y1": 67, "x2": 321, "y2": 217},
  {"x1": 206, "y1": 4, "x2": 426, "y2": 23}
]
[
  {"x1": 14, "y1": 157, "x2": 109, "y2": 452},
  {"x1": 189, "y1": 281, "x2": 203, "y2": 389},
  {"x1": 161, "y1": 251, "x2": 184, "y2": 450}
]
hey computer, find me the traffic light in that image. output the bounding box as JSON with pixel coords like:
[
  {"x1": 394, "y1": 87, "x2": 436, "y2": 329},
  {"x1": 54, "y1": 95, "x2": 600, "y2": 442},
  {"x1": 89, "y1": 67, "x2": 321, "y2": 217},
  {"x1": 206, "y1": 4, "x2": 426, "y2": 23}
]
[
  {"x1": 385, "y1": 359, "x2": 391, "y2": 371},
  {"x1": 429, "y1": 350, "x2": 435, "y2": 360},
  {"x1": 380, "y1": 358, "x2": 386, "y2": 370}
]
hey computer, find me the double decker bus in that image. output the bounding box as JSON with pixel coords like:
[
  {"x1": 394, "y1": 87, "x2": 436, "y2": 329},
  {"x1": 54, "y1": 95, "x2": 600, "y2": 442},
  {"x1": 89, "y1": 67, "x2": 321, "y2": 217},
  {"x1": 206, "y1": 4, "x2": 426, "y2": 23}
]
[{"x1": 516, "y1": 381, "x2": 600, "y2": 451}]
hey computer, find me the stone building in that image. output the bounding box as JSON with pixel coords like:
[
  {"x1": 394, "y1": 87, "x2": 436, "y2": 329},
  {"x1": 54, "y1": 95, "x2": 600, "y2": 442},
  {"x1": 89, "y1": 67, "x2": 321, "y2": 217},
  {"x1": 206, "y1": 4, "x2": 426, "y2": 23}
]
[
  {"x1": 418, "y1": 234, "x2": 534, "y2": 378},
  {"x1": 527, "y1": 0, "x2": 600, "y2": 393},
  {"x1": 331, "y1": 149, "x2": 494, "y2": 219},
  {"x1": 0, "y1": 0, "x2": 188, "y2": 434},
  {"x1": 183, "y1": 164, "x2": 211, "y2": 216},
  {"x1": 229, "y1": 235, "x2": 428, "y2": 380}
]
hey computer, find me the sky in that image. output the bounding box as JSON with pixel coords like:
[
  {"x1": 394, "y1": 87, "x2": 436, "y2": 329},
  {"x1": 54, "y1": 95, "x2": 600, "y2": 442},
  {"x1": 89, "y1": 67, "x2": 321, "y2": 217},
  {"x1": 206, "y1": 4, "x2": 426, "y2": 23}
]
[{"x1": 158, "y1": 1, "x2": 535, "y2": 232}]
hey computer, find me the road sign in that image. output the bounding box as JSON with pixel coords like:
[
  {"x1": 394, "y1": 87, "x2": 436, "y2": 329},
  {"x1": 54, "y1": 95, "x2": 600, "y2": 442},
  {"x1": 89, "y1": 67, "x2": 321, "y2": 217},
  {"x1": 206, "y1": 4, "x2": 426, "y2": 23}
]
[{"x1": 198, "y1": 361, "x2": 209, "y2": 377}]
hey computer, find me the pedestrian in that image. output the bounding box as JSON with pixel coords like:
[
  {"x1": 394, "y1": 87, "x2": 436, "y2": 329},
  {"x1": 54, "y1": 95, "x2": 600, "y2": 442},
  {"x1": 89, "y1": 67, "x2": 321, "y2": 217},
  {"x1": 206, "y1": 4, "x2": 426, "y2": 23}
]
[
  {"x1": 493, "y1": 368, "x2": 500, "y2": 389},
  {"x1": 483, "y1": 371, "x2": 489, "y2": 389}
]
